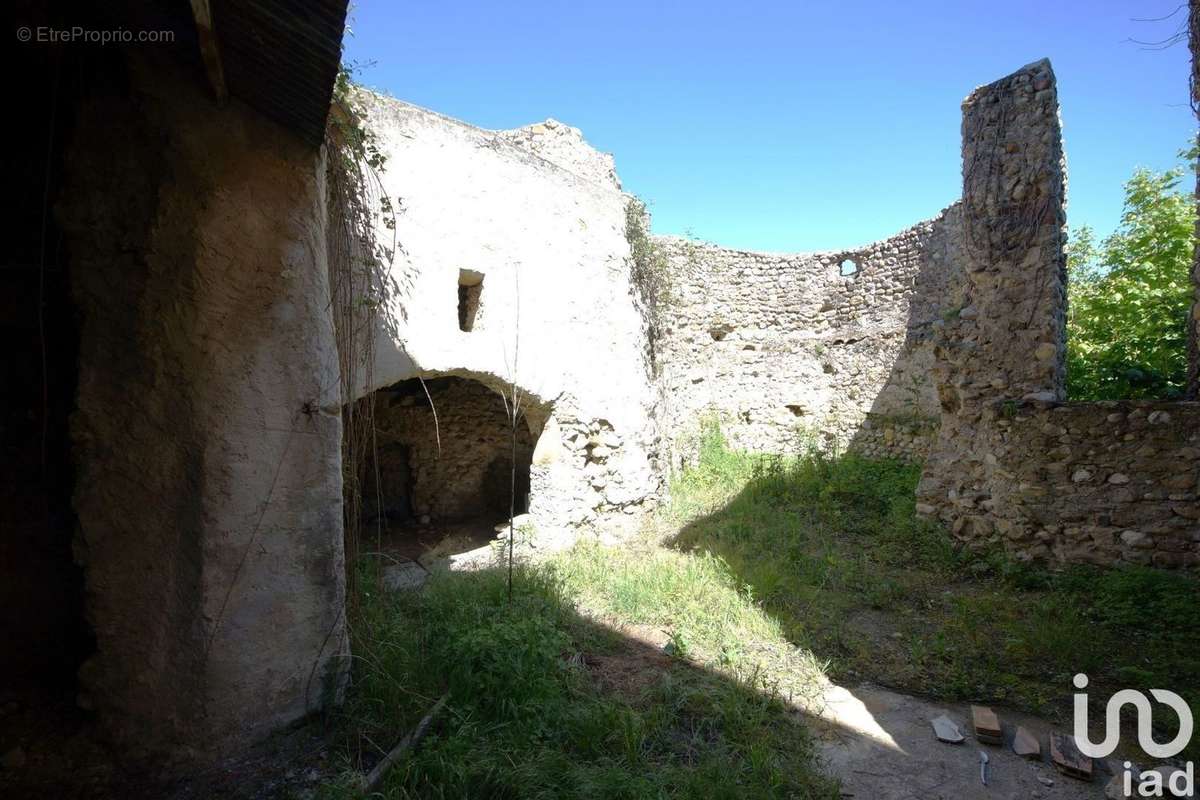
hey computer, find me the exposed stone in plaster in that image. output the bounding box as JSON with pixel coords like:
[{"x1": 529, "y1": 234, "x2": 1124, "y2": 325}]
[
  {"x1": 58, "y1": 54, "x2": 346, "y2": 761},
  {"x1": 494, "y1": 117, "x2": 623, "y2": 191},
  {"x1": 354, "y1": 93, "x2": 664, "y2": 540}
]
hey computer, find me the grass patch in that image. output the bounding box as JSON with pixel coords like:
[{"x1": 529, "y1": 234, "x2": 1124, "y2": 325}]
[
  {"x1": 667, "y1": 421, "x2": 1200, "y2": 757},
  {"x1": 319, "y1": 558, "x2": 838, "y2": 799},
  {"x1": 319, "y1": 419, "x2": 1198, "y2": 796},
  {"x1": 550, "y1": 541, "x2": 827, "y2": 708}
]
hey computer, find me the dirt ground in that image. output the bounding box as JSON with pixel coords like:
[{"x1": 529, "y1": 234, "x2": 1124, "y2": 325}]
[
  {"x1": 374, "y1": 515, "x2": 503, "y2": 564},
  {"x1": 814, "y1": 684, "x2": 1122, "y2": 800}
]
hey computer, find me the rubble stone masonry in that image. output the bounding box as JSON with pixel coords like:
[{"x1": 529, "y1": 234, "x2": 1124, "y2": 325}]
[{"x1": 915, "y1": 60, "x2": 1199, "y2": 569}]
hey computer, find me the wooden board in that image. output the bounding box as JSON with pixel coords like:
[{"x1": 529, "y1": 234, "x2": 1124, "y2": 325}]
[
  {"x1": 1050, "y1": 732, "x2": 1092, "y2": 781},
  {"x1": 971, "y1": 705, "x2": 1003, "y2": 745}
]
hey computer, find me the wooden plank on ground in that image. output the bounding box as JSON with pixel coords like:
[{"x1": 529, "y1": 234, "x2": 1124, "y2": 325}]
[
  {"x1": 971, "y1": 705, "x2": 1003, "y2": 745},
  {"x1": 1050, "y1": 732, "x2": 1092, "y2": 781}
]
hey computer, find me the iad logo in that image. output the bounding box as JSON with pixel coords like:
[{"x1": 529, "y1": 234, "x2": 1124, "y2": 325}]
[
  {"x1": 1073, "y1": 673, "x2": 1193, "y2": 758},
  {"x1": 1072, "y1": 673, "x2": 1194, "y2": 798}
]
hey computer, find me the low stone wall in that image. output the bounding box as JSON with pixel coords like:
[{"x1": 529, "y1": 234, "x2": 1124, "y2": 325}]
[
  {"x1": 852, "y1": 414, "x2": 940, "y2": 462},
  {"x1": 917, "y1": 400, "x2": 1200, "y2": 568},
  {"x1": 654, "y1": 205, "x2": 963, "y2": 464}
]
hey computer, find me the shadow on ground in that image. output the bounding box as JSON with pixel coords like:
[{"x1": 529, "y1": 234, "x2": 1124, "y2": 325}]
[{"x1": 660, "y1": 446, "x2": 1198, "y2": 794}]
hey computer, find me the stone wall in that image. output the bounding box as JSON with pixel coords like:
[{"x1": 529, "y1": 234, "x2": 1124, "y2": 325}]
[
  {"x1": 924, "y1": 399, "x2": 1200, "y2": 568},
  {"x1": 653, "y1": 206, "x2": 964, "y2": 464},
  {"x1": 916, "y1": 59, "x2": 1200, "y2": 569},
  {"x1": 357, "y1": 93, "x2": 663, "y2": 538},
  {"x1": 58, "y1": 52, "x2": 346, "y2": 761}
]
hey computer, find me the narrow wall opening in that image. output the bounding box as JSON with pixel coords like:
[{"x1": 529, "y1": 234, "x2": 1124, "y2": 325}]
[
  {"x1": 360, "y1": 376, "x2": 534, "y2": 561},
  {"x1": 457, "y1": 269, "x2": 484, "y2": 332}
]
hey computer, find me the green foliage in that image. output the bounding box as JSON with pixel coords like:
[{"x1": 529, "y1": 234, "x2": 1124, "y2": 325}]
[
  {"x1": 331, "y1": 64, "x2": 389, "y2": 175},
  {"x1": 1067, "y1": 148, "x2": 1196, "y2": 399},
  {"x1": 321, "y1": 559, "x2": 837, "y2": 799},
  {"x1": 625, "y1": 198, "x2": 673, "y2": 374}
]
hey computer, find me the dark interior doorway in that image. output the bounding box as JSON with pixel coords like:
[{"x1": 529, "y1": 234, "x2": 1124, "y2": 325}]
[
  {"x1": 360, "y1": 376, "x2": 535, "y2": 562},
  {"x1": 0, "y1": 22, "x2": 102, "y2": 794}
]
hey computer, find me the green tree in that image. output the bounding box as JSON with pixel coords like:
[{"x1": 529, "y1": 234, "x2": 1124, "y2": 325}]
[{"x1": 1066, "y1": 151, "x2": 1196, "y2": 399}]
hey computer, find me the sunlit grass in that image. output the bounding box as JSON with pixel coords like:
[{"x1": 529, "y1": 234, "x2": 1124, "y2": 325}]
[
  {"x1": 320, "y1": 419, "x2": 1200, "y2": 797},
  {"x1": 319, "y1": 558, "x2": 838, "y2": 799},
  {"x1": 550, "y1": 541, "x2": 828, "y2": 709},
  {"x1": 666, "y1": 420, "x2": 1200, "y2": 757}
]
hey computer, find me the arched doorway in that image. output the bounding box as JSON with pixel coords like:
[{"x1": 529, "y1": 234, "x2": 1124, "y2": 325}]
[{"x1": 359, "y1": 376, "x2": 538, "y2": 561}]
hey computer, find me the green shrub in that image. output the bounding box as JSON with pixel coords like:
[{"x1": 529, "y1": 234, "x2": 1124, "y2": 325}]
[{"x1": 322, "y1": 558, "x2": 837, "y2": 799}]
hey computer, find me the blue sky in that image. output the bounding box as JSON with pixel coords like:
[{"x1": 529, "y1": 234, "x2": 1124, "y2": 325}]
[{"x1": 343, "y1": 1, "x2": 1195, "y2": 252}]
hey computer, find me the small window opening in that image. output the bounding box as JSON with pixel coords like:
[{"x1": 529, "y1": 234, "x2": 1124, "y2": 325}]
[
  {"x1": 709, "y1": 324, "x2": 733, "y2": 342},
  {"x1": 457, "y1": 269, "x2": 484, "y2": 332},
  {"x1": 839, "y1": 257, "x2": 859, "y2": 277}
]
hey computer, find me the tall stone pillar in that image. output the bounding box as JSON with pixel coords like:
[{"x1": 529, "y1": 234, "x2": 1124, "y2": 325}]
[{"x1": 917, "y1": 59, "x2": 1068, "y2": 537}]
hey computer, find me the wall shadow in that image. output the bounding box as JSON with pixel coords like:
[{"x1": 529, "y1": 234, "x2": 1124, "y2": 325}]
[{"x1": 841, "y1": 202, "x2": 965, "y2": 463}]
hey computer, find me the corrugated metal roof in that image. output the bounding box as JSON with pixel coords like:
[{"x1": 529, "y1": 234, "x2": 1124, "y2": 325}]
[{"x1": 214, "y1": 0, "x2": 348, "y2": 148}]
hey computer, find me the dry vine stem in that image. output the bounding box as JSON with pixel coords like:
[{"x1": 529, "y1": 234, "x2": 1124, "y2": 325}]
[
  {"x1": 325, "y1": 83, "x2": 398, "y2": 605},
  {"x1": 359, "y1": 692, "x2": 449, "y2": 794},
  {"x1": 500, "y1": 269, "x2": 524, "y2": 603}
]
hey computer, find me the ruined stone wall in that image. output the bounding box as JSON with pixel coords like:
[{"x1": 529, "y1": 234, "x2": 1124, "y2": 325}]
[
  {"x1": 917, "y1": 59, "x2": 1070, "y2": 551},
  {"x1": 653, "y1": 207, "x2": 965, "y2": 464},
  {"x1": 58, "y1": 53, "x2": 345, "y2": 760},
  {"x1": 495, "y1": 118, "x2": 623, "y2": 191},
  {"x1": 934, "y1": 399, "x2": 1200, "y2": 568},
  {"x1": 916, "y1": 60, "x2": 1200, "y2": 569},
  {"x1": 355, "y1": 60, "x2": 1199, "y2": 569},
  {"x1": 645, "y1": 58, "x2": 1199, "y2": 570},
  {"x1": 357, "y1": 93, "x2": 663, "y2": 537}
]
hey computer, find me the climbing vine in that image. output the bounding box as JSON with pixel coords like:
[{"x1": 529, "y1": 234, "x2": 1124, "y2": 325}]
[
  {"x1": 624, "y1": 197, "x2": 672, "y2": 375},
  {"x1": 325, "y1": 64, "x2": 403, "y2": 603}
]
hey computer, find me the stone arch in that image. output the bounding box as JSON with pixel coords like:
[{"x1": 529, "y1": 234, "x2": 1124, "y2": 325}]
[{"x1": 357, "y1": 371, "x2": 552, "y2": 559}]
